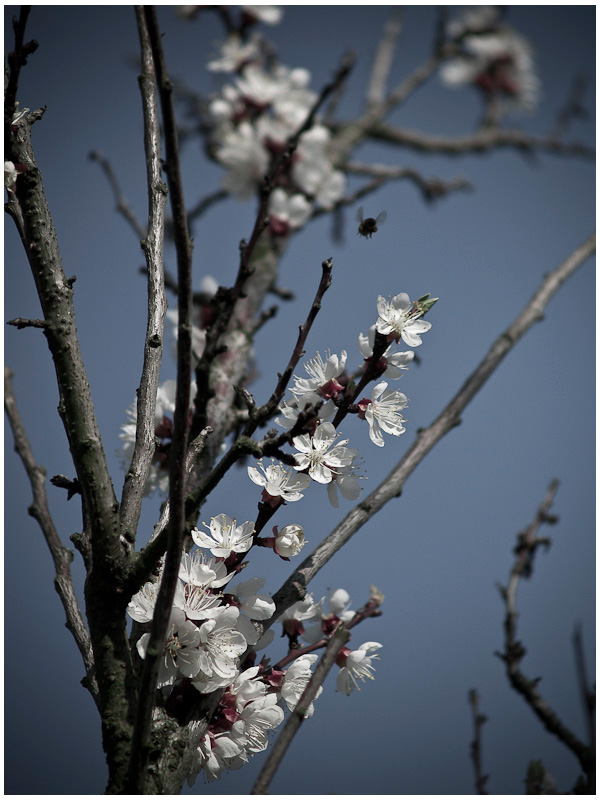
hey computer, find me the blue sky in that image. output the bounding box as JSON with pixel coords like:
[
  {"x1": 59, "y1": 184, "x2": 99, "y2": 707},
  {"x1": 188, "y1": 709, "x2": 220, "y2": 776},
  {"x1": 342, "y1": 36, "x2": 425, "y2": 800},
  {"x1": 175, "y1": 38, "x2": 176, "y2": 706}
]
[{"x1": 4, "y1": 5, "x2": 595, "y2": 795}]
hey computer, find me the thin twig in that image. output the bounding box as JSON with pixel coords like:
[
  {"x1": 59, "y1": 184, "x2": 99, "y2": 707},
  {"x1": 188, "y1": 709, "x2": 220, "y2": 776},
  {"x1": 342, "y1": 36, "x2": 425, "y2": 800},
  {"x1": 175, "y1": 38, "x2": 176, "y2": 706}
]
[
  {"x1": 572, "y1": 623, "x2": 595, "y2": 748},
  {"x1": 119, "y1": 7, "x2": 168, "y2": 541},
  {"x1": 496, "y1": 480, "x2": 594, "y2": 788},
  {"x1": 4, "y1": 366, "x2": 99, "y2": 705},
  {"x1": 551, "y1": 75, "x2": 589, "y2": 142},
  {"x1": 4, "y1": 6, "x2": 38, "y2": 153},
  {"x1": 251, "y1": 625, "x2": 351, "y2": 795},
  {"x1": 264, "y1": 233, "x2": 596, "y2": 628},
  {"x1": 7, "y1": 316, "x2": 47, "y2": 329},
  {"x1": 89, "y1": 150, "x2": 147, "y2": 239},
  {"x1": 468, "y1": 689, "x2": 489, "y2": 794},
  {"x1": 127, "y1": 7, "x2": 195, "y2": 792}
]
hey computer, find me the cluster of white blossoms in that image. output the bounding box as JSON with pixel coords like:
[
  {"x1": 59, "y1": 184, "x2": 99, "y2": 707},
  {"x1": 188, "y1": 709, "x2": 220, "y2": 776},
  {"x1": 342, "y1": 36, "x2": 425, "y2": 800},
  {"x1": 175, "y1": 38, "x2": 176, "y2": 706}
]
[
  {"x1": 121, "y1": 291, "x2": 434, "y2": 783},
  {"x1": 441, "y1": 9, "x2": 539, "y2": 113},
  {"x1": 207, "y1": 46, "x2": 344, "y2": 223}
]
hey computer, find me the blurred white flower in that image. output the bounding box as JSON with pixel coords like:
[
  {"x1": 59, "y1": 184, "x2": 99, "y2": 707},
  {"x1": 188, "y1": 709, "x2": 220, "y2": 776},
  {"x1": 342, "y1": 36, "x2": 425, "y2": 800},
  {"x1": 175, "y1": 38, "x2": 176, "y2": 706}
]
[
  {"x1": 241, "y1": 5, "x2": 283, "y2": 25},
  {"x1": 375, "y1": 293, "x2": 432, "y2": 346},
  {"x1": 447, "y1": 6, "x2": 501, "y2": 38},
  {"x1": 268, "y1": 188, "x2": 312, "y2": 235},
  {"x1": 217, "y1": 122, "x2": 269, "y2": 199},
  {"x1": 440, "y1": 29, "x2": 539, "y2": 111},
  {"x1": 326, "y1": 460, "x2": 363, "y2": 508},
  {"x1": 207, "y1": 33, "x2": 260, "y2": 72}
]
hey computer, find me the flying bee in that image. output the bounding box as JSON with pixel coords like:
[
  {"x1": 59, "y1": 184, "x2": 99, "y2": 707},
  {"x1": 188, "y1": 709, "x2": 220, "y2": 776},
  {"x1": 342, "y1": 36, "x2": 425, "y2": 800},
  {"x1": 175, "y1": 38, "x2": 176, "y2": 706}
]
[{"x1": 357, "y1": 207, "x2": 387, "y2": 238}]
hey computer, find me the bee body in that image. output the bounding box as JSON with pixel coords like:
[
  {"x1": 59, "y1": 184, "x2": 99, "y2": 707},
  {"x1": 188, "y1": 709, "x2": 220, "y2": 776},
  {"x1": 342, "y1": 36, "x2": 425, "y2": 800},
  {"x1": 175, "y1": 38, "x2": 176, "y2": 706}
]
[{"x1": 357, "y1": 207, "x2": 387, "y2": 238}]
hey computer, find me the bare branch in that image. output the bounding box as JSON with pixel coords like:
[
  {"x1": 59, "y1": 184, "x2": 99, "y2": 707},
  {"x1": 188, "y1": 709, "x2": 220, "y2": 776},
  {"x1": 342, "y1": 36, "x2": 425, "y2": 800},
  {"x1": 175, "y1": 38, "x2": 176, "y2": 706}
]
[
  {"x1": 551, "y1": 74, "x2": 589, "y2": 142},
  {"x1": 7, "y1": 316, "x2": 47, "y2": 329},
  {"x1": 88, "y1": 150, "x2": 147, "y2": 239},
  {"x1": 4, "y1": 6, "x2": 38, "y2": 148},
  {"x1": 251, "y1": 625, "x2": 351, "y2": 795},
  {"x1": 266, "y1": 233, "x2": 596, "y2": 625},
  {"x1": 468, "y1": 689, "x2": 489, "y2": 794},
  {"x1": 368, "y1": 122, "x2": 596, "y2": 159},
  {"x1": 127, "y1": 8, "x2": 195, "y2": 790},
  {"x1": 4, "y1": 366, "x2": 98, "y2": 705},
  {"x1": 496, "y1": 480, "x2": 594, "y2": 786},
  {"x1": 119, "y1": 6, "x2": 168, "y2": 541}
]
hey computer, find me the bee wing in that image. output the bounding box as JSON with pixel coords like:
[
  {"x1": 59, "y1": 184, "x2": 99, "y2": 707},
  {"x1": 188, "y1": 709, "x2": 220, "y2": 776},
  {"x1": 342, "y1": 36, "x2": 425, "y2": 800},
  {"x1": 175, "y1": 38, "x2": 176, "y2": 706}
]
[
  {"x1": 375, "y1": 210, "x2": 388, "y2": 227},
  {"x1": 356, "y1": 206, "x2": 364, "y2": 223}
]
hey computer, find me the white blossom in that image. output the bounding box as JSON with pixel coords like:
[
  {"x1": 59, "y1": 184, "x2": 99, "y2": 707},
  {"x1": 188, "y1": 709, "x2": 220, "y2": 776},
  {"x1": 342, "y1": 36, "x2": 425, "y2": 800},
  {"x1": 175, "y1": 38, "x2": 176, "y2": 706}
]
[
  {"x1": 127, "y1": 578, "x2": 162, "y2": 623},
  {"x1": 375, "y1": 293, "x2": 432, "y2": 346},
  {"x1": 326, "y1": 461, "x2": 363, "y2": 508},
  {"x1": 192, "y1": 514, "x2": 254, "y2": 558},
  {"x1": 301, "y1": 588, "x2": 354, "y2": 644},
  {"x1": 175, "y1": 583, "x2": 225, "y2": 621},
  {"x1": 280, "y1": 653, "x2": 321, "y2": 717},
  {"x1": 362, "y1": 381, "x2": 408, "y2": 448},
  {"x1": 275, "y1": 392, "x2": 335, "y2": 431},
  {"x1": 192, "y1": 606, "x2": 247, "y2": 691},
  {"x1": 4, "y1": 161, "x2": 18, "y2": 191},
  {"x1": 194, "y1": 732, "x2": 247, "y2": 783},
  {"x1": 293, "y1": 422, "x2": 358, "y2": 485},
  {"x1": 230, "y1": 694, "x2": 285, "y2": 753},
  {"x1": 274, "y1": 524, "x2": 306, "y2": 558},
  {"x1": 179, "y1": 550, "x2": 234, "y2": 589},
  {"x1": 336, "y1": 641, "x2": 382, "y2": 695},
  {"x1": 136, "y1": 608, "x2": 203, "y2": 688},
  {"x1": 358, "y1": 325, "x2": 415, "y2": 378},
  {"x1": 247, "y1": 459, "x2": 310, "y2": 504},
  {"x1": 228, "y1": 666, "x2": 268, "y2": 710},
  {"x1": 292, "y1": 350, "x2": 347, "y2": 399},
  {"x1": 227, "y1": 577, "x2": 275, "y2": 647}
]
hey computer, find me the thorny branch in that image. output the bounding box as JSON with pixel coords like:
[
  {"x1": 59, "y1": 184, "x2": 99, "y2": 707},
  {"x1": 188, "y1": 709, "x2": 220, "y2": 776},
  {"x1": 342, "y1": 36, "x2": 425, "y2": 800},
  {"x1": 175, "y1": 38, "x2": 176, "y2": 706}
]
[
  {"x1": 4, "y1": 366, "x2": 99, "y2": 705},
  {"x1": 495, "y1": 480, "x2": 594, "y2": 789}
]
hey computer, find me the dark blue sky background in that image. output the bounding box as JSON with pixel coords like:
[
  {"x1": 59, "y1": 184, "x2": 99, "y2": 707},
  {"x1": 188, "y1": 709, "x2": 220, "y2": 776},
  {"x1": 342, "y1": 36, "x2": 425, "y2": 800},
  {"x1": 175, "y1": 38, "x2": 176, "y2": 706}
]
[{"x1": 4, "y1": 5, "x2": 595, "y2": 796}]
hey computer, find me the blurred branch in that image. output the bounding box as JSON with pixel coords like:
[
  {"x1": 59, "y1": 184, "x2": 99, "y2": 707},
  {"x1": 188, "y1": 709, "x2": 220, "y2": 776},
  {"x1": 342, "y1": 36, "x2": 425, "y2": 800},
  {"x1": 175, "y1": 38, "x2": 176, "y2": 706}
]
[
  {"x1": 551, "y1": 74, "x2": 589, "y2": 142},
  {"x1": 4, "y1": 366, "x2": 98, "y2": 705},
  {"x1": 119, "y1": 9, "x2": 168, "y2": 540},
  {"x1": 572, "y1": 623, "x2": 595, "y2": 749},
  {"x1": 345, "y1": 160, "x2": 472, "y2": 201},
  {"x1": 251, "y1": 625, "x2": 351, "y2": 795},
  {"x1": 365, "y1": 8, "x2": 403, "y2": 110},
  {"x1": 89, "y1": 150, "x2": 147, "y2": 239},
  {"x1": 468, "y1": 689, "x2": 489, "y2": 794},
  {"x1": 495, "y1": 480, "x2": 595, "y2": 790},
  {"x1": 266, "y1": 233, "x2": 596, "y2": 625},
  {"x1": 368, "y1": 122, "x2": 596, "y2": 159}
]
